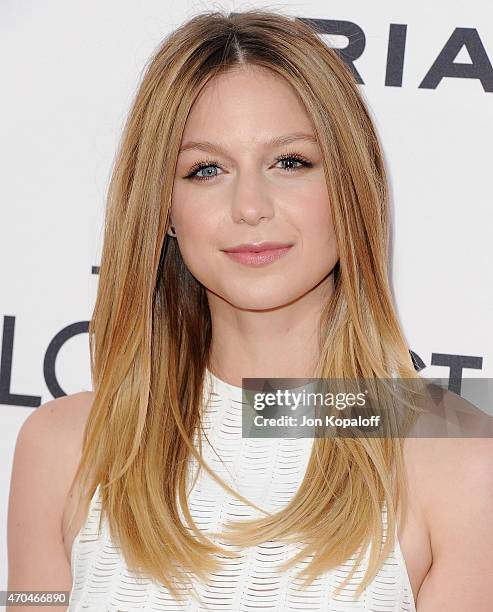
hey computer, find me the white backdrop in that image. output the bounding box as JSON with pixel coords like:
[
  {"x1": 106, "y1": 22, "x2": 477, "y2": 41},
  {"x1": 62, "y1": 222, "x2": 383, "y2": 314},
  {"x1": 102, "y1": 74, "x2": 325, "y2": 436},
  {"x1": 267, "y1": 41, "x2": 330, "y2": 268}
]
[{"x1": 1, "y1": 0, "x2": 492, "y2": 599}]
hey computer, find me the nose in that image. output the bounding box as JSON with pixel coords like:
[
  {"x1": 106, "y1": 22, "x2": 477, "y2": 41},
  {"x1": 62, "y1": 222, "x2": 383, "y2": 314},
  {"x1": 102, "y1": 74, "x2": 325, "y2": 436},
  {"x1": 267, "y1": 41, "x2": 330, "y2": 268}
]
[{"x1": 230, "y1": 171, "x2": 275, "y2": 226}]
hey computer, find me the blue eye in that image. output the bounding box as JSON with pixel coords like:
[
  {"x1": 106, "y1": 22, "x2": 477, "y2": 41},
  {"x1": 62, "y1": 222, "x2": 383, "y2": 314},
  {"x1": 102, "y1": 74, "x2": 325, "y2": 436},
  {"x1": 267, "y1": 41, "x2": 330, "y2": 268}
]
[
  {"x1": 189, "y1": 164, "x2": 221, "y2": 180},
  {"x1": 277, "y1": 155, "x2": 306, "y2": 171},
  {"x1": 185, "y1": 152, "x2": 313, "y2": 182}
]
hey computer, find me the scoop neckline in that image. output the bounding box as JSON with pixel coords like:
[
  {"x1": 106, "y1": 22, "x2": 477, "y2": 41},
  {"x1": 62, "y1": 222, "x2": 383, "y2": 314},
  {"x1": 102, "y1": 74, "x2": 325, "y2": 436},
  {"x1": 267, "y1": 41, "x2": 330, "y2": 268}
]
[
  {"x1": 205, "y1": 367, "x2": 317, "y2": 397},
  {"x1": 205, "y1": 367, "x2": 244, "y2": 396}
]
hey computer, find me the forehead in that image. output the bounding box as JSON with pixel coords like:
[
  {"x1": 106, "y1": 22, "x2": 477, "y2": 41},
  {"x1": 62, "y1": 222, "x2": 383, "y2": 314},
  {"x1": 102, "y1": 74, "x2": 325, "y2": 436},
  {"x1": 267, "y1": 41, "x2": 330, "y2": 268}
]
[{"x1": 181, "y1": 65, "x2": 314, "y2": 144}]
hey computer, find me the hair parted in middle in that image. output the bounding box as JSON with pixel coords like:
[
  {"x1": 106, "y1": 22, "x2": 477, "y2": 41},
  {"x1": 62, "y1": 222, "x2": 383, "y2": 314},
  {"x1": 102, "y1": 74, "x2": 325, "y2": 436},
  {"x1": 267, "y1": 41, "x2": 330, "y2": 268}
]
[{"x1": 67, "y1": 8, "x2": 423, "y2": 606}]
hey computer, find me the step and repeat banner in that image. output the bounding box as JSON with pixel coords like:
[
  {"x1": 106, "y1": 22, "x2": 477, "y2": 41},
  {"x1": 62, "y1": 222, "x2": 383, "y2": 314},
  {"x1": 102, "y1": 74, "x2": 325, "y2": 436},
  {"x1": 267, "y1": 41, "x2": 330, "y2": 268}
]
[{"x1": 1, "y1": 0, "x2": 492, "y2": 596}]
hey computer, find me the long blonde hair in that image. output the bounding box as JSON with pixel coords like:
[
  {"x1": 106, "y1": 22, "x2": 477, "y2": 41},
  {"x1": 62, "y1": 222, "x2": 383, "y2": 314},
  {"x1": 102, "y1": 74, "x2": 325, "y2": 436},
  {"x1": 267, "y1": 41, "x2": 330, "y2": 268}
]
[{"x1": 68, "y1": 8, "x2": 422, "y2": 604}]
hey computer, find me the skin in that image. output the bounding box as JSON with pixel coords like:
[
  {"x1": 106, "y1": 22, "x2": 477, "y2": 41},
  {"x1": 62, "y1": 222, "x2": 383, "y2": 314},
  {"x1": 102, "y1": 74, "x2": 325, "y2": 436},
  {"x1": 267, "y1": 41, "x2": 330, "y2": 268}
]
[
  {"x1": 7, "y1": 64, "x2": 493, "y2": 611},
  {"x1": 168, "y1": 64, "x2": 337, "y2": 385}
]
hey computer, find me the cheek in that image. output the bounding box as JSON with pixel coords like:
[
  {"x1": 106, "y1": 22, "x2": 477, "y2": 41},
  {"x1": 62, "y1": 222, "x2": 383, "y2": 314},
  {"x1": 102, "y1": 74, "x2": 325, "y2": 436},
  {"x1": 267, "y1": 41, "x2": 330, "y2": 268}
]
[
  {"x1": 176, "y1": 214, "x2": 215, "y2": 260},
  {"x1": 291, "y1": 184, "x2": 335, "y2": 250},
  {"x1": 171, "y1": 188, "x2": 215, "y2": 244},
  {"x1": 293, "y1": 192, "x2": 338, "y2": 289},
  {"x1": 171, "y1": 201, "x2": 222, "y2": 281}
]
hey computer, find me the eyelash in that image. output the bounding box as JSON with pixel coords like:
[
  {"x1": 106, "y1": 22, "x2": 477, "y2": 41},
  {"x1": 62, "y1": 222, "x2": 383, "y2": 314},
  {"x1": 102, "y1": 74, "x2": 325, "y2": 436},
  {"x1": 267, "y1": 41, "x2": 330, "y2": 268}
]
[{"x1": 185, "y1": 151, "x2": 313, "y2": 182}]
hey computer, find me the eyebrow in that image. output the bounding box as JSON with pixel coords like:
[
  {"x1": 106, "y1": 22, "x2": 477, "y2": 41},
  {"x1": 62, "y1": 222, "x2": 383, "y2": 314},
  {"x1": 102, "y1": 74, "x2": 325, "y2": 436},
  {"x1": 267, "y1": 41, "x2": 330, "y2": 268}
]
[{"x1": 178, "y1": 132, "x2": 318, "y2": 155}]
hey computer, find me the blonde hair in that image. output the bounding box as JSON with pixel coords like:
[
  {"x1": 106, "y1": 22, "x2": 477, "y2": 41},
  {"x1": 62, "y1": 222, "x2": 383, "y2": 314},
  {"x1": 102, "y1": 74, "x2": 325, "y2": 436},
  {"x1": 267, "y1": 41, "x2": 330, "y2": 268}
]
[{"x1": 68, "y1": 8, "x2": 422, "y2": 605}]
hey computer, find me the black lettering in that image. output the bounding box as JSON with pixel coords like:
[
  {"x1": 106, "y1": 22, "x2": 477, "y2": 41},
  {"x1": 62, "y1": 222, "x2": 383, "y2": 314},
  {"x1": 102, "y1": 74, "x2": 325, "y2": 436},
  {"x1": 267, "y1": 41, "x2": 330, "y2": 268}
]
[{"x1": 420, "y1": 27, "x2": 493, "y2": 92}]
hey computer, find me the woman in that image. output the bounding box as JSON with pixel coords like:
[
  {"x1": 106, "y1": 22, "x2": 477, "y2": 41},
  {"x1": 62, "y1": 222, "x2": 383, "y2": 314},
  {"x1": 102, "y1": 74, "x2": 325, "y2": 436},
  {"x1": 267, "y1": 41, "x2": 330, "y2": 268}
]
[{"x1": 8, "y1": 9, "x2": 493, "y2": 612}]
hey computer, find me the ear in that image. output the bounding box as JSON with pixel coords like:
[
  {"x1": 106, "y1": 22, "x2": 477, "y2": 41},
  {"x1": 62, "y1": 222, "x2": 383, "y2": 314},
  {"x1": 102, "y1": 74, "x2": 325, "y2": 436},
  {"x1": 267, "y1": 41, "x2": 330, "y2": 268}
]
[{"x1": 166, "y1": 222, "x2": 176, "y2": 237}]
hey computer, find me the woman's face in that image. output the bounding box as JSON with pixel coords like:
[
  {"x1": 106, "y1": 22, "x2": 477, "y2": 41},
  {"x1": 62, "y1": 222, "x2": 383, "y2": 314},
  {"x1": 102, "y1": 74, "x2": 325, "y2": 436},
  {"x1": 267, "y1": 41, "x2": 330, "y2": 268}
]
[{"x1": 170, "y1": 64, "x2": 338, "y2": 311}]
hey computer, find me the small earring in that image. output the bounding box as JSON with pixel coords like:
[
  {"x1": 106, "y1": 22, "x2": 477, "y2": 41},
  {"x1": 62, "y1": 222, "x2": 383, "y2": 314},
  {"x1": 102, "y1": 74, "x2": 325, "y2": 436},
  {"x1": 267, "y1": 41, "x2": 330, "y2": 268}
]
[{"x1": 169, "y1": 225, "x2": 176, "y2": 237}]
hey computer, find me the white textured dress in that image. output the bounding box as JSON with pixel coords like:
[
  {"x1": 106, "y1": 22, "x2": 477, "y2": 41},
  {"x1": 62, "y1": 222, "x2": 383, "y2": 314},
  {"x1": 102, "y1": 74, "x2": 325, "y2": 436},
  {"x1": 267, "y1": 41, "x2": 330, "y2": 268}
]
[{"x1": 68, "y1": 369, "x2": 416, "y2": 611}]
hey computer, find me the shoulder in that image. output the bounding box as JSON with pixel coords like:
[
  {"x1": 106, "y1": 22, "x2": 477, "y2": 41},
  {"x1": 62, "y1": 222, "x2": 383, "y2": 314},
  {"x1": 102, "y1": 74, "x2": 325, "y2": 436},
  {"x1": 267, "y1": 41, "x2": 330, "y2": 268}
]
[
  {"x1": 11, "y1": 390, "x2": 95, "y2": 508},
  {"x1": 15, "y1": 389, "x2": 95, "y2": 503},
  {"x1": 401, "y1": 383, "x2": 493, "y2": 501},
  {"x1": 403, "y1": 432, "x2": 493, "y2": 610},
  {"x1": 401, "y1": 383, "x2": 493, "y2": 526},
  {"x1": 12, "y1": 391, "x2": 95, "y2": 490},
  {"x1": 11, "y1": 390, "x2": 95, "y2": 509},
  {"x1": 403, "y1": 434, "x2": 493, "y2": 514},
  {"x1": 19, "y1": 390, "x2": 94, "y2": 439},
  {"x1": 8, "y1": 391, "x2": 95, "y2": 592}
]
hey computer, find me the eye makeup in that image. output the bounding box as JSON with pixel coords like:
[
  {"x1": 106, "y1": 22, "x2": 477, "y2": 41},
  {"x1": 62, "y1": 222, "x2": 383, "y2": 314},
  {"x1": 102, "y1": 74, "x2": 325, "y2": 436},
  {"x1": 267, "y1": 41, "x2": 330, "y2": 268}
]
[{"x1": 184, "y1": 151, "x2": 314, "y2": 181}]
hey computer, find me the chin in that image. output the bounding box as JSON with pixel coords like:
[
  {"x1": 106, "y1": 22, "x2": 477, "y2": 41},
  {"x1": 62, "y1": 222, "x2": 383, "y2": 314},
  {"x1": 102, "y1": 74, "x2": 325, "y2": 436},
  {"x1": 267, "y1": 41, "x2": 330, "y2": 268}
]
[{"x1": 224, "y1": 289, "x2": 302, "y2": 311}]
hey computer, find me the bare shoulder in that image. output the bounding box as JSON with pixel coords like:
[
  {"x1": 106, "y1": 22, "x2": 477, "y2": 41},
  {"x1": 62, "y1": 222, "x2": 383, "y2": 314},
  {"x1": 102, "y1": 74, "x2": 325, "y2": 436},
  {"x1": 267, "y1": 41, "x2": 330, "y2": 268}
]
[
  {"x1": 401, "y1": 423, "x2": 493, "y2": 610},
  {"x1": 21, "y1": 390, "x2": 94, "y2": 437},
  {"x1": 402, "y1": 434, "x2": 493, "y2": 515},
  {"x1": 7, "y1": 391, "x2": 95, "y2": 602},
  {"x1": 13, "y1": 390, "x2": 95, "y2": 499},
  {"x1": 401, "y1": 383, "x2": 493, "y2": 494},
  {"x1": 11, "y1": 390, "x2": 95, "y2": 502},
  {"x1": 401, "y1": 382, "x2": 493, "y2": 521}
]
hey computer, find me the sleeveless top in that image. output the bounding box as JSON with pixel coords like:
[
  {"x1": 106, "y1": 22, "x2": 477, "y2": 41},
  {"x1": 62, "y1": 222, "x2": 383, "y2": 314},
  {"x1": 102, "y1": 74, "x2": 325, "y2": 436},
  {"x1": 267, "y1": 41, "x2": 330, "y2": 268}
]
[{"x1": 68, "y1": 369, "x2": 416, "y2": 611}]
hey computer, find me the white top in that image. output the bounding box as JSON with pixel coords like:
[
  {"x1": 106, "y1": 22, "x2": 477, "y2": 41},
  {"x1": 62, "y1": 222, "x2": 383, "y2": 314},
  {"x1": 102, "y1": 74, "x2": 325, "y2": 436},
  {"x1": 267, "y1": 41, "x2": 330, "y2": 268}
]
[{"x1": 68, "y1": 369, "x2": 416, "y2": 611}]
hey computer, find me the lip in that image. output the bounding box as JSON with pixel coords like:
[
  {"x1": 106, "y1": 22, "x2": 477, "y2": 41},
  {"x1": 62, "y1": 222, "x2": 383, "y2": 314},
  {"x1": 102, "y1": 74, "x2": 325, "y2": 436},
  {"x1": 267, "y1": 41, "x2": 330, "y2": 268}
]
[
  {"x1": 222, "y1": 244, "x2": 294, "y2": 267},
  {"x1": 223, "y1": 241, "x2": 294, "y2": 253}
]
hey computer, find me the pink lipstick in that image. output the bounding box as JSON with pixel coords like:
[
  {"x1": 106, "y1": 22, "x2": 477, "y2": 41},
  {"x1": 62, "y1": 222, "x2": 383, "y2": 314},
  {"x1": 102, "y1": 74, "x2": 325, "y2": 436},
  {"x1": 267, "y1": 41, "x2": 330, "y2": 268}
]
[{"x1": 222, "y1": 241, "x2": 294, "y2": 267}]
